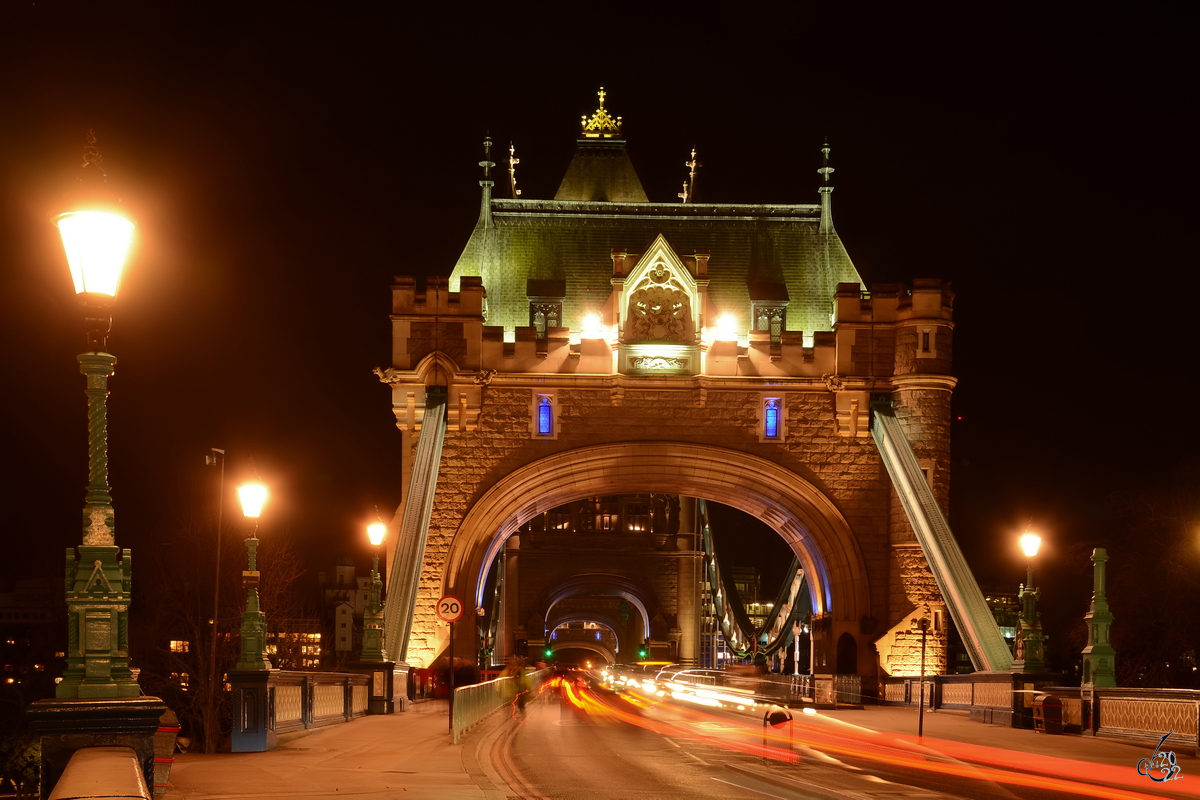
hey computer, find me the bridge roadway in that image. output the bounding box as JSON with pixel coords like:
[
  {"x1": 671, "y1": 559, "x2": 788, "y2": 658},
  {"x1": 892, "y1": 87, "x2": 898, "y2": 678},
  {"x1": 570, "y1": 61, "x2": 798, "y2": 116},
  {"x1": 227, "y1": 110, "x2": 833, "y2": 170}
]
[{"x1": 166, "y1": 689, "x2": 1196, "y2": 799}]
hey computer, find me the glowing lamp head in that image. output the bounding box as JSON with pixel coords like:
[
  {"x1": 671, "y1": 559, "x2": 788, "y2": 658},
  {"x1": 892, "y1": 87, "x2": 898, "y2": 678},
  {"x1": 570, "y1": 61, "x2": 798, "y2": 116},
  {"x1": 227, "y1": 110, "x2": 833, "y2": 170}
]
[
  {"x1": 367, "y1": 522, "x2": 386, "y2": 547},
  {"x1": 1020, "y1": 531, "x2": 1041, "y2": 558},
  {"x1": 714, "y1": 313, "x2": 739, "y2": 341},
  {"x1": 580, "y1": 312, "x2": 604, "y2": 339},
  {"x1": 56, "y1": 210, "x2": 135, "y2": 301},
  {"x1": 238, "y1": 482, "x2": 269, "y2": 519}
]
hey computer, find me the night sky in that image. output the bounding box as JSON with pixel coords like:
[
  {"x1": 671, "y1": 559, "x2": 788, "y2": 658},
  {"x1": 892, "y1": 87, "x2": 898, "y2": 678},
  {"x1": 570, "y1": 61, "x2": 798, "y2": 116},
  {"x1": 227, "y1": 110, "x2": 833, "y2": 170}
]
[{"x1": 0, "y1": 6, "x2": 1192, "y2": 647}]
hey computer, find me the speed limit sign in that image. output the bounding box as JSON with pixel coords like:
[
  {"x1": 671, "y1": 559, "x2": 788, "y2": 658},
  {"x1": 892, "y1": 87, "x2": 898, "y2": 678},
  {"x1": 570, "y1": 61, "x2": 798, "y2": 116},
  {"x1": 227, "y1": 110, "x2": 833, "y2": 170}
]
[{"x1": 436, "y1": 595, "x2": 464, "y2": 623}]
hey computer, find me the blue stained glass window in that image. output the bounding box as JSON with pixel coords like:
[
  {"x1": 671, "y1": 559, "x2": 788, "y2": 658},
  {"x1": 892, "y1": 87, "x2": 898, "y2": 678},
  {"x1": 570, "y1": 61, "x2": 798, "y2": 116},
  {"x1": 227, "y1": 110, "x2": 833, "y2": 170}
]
[
  {"x1": 765, "y1": 399, "x2": 780, "y2": 439},
  {"x1": 538, "y1": 396, "x2": 553, "y2": 435}
]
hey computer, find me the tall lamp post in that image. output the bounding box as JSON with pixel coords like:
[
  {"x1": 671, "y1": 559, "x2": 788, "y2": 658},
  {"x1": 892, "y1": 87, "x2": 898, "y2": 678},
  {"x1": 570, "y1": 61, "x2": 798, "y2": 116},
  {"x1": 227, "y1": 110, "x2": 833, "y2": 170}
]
[
  {"x1": 30, "y1": 131, "x2": 166, "y2": 798},
  {"x1": 235, "y1": 482, "x2": 271, "y2": 670},
  {"x1": 55, "y1": 131, "x2": 139, "y2": 699},
  {"x1": 361, "y1": 522, "x2": 387, "y2": 662},
  {"x1": 203, "y1": 447, "x2": 225, "y2": 754},
  {"x1": 1013, "y1": 531, "x2": 1046, "y2": 673}
]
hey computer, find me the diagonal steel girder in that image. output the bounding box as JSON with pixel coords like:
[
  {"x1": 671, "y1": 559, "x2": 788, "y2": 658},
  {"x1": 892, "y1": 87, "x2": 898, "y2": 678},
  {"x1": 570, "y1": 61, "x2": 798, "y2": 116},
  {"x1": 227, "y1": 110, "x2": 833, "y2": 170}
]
[{"x1": 871, "y1": 402, "x2": 1013, "y2": 673}]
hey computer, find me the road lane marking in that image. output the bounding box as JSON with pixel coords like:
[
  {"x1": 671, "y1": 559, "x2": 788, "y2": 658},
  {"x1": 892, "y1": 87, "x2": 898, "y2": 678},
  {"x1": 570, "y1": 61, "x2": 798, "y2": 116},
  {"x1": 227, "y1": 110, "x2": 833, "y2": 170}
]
[{"x1": 711, "y1": 776, "x2": 789, "y2": 799}]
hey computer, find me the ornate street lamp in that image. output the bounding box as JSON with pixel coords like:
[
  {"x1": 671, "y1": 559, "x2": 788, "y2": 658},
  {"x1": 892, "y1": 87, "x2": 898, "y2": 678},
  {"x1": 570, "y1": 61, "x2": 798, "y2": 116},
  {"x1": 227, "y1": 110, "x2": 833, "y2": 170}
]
[
  {"x1": 361, "y1": 522, "x2": 388, "y2": 662},
  {"x1": 56, "y1": 130, "x2": 139, "y2": 699},
  {"x1": 235, "y1": 481, "x2": 271, "y2": 670},
  {"x1": 1014, "y1": 530, "x2": 1045, "y2": 673}
]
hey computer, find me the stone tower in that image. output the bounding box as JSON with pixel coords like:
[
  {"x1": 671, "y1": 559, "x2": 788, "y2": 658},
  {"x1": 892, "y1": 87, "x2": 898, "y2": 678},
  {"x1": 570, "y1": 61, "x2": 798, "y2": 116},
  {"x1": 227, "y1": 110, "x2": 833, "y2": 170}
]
[{"x1": 379, "y1": 89, "x2": 993, "y2": 680}]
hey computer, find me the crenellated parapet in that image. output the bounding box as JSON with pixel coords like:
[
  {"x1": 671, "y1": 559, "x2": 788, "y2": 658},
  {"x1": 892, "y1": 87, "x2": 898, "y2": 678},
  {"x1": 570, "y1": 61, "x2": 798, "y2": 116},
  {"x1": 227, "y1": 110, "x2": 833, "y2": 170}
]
[{"x1": 389, "y1": 274, "x2": 954, "y2": 388}]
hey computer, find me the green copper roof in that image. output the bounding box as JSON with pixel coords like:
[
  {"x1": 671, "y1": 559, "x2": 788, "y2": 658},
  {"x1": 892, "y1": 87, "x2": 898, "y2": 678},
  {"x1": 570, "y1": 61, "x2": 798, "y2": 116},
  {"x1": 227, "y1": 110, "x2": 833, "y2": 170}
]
[{"x1": 450, "y1": 199, "x2": 862, "y2": 336}]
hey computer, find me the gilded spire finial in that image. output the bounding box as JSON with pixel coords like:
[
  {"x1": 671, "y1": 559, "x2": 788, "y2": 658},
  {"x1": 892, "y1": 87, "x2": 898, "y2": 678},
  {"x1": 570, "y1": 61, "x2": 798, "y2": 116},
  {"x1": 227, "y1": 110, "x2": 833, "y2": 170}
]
[
  {"x1": 681, "y1": 147, "x2": 701, "y2": 203},
  {"x1": 580, "y1": 87, "x2": 623, "y2": 139},
  {"x1": 507, "y1": 143, "x2": 521, "y2": 198}
]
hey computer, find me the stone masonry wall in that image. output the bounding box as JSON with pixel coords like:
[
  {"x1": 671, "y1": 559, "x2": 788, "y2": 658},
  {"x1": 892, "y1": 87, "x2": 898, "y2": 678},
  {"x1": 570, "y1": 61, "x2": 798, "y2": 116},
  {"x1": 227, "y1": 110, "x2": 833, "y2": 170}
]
[{"x1": 406, "y1": 383, "x2": 906, "y2": 668}]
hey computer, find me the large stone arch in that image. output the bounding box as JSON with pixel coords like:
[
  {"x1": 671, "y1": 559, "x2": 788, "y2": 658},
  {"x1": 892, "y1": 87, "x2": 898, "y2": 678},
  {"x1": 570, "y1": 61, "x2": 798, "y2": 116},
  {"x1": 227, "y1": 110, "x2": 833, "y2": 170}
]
[{"x1": 442, "y1": 441, "x2": 870, "y2": 641}]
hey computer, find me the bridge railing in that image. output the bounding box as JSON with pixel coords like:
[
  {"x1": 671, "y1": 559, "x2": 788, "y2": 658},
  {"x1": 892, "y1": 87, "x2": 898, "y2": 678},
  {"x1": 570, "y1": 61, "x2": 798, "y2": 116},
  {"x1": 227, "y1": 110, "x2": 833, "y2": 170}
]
[
  {"x1": 452, "y1": 668, "x2": 551, "y2": 744},
  {"x1": 230, "y1": 669, "x2": 371, "y2": 752}
]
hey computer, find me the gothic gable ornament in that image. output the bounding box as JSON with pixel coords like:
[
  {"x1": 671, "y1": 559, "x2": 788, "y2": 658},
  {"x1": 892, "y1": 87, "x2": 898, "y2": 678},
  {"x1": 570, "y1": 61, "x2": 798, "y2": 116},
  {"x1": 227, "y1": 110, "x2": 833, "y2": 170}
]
[
  {"x1": 620, "y1": 236, "x2": 698, "y2": 345},
  {"x1": 616, "y1": 235, "x2": 701, "y2": 376}
]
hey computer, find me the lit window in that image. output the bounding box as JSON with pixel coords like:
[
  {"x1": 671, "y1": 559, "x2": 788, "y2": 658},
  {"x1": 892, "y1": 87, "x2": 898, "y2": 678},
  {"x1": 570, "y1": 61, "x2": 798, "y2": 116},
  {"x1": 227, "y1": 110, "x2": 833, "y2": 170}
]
[
  {"x1": 530, "y1": 390, "x2": 559, "y2": 439},
  {"x1": 169, "y1": 639, "x2": 189, "y2": 653},
  {"x1": 764, "y1": 398, "x2": 781, "y2": 440}
]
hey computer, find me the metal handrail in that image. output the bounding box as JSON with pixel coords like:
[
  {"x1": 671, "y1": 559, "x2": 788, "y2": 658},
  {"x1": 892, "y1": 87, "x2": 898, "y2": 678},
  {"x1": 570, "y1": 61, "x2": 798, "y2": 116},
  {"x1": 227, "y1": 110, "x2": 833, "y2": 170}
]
[{"x1": 452, "y1": 668, "x2": 551, "y2": 743}]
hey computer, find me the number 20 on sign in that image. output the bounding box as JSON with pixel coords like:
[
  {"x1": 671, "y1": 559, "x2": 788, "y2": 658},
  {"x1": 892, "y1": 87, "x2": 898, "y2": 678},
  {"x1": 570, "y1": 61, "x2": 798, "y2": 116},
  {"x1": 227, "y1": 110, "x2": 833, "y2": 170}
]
[{"x1": 437, "y1": 595, "x2": 464, "y2": 623}]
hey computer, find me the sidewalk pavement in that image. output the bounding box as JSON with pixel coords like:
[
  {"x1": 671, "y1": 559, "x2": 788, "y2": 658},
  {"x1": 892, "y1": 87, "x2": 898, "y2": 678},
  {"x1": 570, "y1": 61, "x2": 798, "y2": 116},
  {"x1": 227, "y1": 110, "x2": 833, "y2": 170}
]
[
  {"x1": 164, "y1": 700, "x2": 1196, "y2": 798},
  {"x1": 166, "y1": 699, "x2": 507, "y2": 800}
]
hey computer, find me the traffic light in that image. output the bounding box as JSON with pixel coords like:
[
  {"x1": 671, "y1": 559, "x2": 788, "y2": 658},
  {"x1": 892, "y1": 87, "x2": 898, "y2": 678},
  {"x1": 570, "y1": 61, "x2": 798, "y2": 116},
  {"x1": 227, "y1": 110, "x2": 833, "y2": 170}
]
[
  {"x1": 544, "y1": 646, "x2": 553, "y2": 659},
  {"x1": 638, "y1": 640, "x2": 649, "y2": 660}
]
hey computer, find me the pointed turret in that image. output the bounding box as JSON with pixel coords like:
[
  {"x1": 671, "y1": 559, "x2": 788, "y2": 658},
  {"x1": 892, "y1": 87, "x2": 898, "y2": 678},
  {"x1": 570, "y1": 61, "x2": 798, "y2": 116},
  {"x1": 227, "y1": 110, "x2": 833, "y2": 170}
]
[
  {"x1": 555, "y1": 88, "x2": 648, "y2": 203},
  {"x1": 818, "y1": 141, "x2": 835, "y2": 233},
  {"x1": 478, "y1": 136, "x2": 496, "y2": 228}
]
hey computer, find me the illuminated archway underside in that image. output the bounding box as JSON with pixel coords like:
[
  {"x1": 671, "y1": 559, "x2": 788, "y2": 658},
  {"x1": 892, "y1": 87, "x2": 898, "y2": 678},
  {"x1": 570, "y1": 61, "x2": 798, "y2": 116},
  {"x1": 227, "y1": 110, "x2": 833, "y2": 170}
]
[
  {"x1": 442, "y1": 441, "x2": 869, "y2": 634},
  {"x1": 546, "y1": 640, "x2": 617, "y2": 665},
  {"x1": 538, "y1": 574, "x2": 658, "y2": 642},
  {"x1": 549, "y1": 616, "x2": 622, "y2": 646}
]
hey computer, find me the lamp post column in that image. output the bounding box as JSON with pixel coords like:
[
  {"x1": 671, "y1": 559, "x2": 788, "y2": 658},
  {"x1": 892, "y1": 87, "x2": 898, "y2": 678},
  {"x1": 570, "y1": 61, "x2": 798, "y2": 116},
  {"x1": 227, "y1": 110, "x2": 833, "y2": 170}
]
[
  {"x1": 1081, "y1": 547, "x2": 1116, "y2": 687},
  {"x1": 59, "y1": 351, "x2": 142, "y2": 698},
  {"x1": 236, "y1": 529, "x2": 271, "y2": 670},
  {"x1": 361, "y1": 556, "x2": 386, "y2": 662}
]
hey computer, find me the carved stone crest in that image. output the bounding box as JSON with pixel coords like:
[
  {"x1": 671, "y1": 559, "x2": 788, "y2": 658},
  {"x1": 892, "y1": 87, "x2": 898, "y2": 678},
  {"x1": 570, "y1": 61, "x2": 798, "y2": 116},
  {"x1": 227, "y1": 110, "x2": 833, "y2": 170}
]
[{"x1": 628, "y1": 285, "x2": 690, "y2": 342}]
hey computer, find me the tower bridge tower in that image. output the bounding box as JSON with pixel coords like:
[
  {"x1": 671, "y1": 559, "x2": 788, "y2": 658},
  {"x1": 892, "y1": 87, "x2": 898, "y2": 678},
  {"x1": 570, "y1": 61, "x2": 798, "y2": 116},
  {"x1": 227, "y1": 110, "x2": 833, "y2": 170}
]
[{"x1": 379, "y1": 89, "x2": 1001, "y2": 684}]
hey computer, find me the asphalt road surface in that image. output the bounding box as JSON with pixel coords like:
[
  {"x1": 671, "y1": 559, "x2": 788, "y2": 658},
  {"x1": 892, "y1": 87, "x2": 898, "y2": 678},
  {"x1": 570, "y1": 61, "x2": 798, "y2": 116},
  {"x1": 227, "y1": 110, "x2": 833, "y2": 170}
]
[{"x1": 480, "y1": 674, "x2": 1168, "y2": 800}]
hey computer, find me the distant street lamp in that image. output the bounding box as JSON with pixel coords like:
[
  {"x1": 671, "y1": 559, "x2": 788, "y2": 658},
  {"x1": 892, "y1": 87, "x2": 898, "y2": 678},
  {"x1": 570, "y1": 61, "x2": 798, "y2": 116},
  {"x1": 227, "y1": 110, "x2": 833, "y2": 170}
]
[
  {"x1": 361, "y1": 522, "x2": 388, "y2": 662},
  {"x1": 1014, "y1": 531, "x2": 1046, "y2": 673},
  {"x1": 235, "y1": 481, "x2": 272, "y2": 670},
  {"x1": 55, "y1": 130, "x2": 140, "y2": 699}
]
